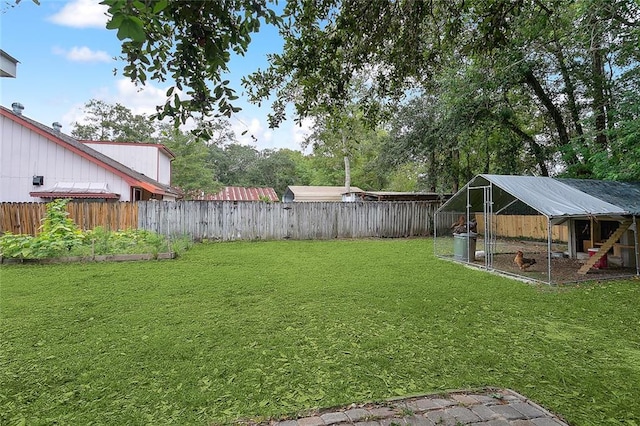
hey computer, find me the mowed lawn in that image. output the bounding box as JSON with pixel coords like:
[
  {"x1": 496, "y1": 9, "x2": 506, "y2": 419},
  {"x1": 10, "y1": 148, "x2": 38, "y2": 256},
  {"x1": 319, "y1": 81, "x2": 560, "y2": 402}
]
[{"x1": 1, "y1": 239, "x2": 639, "y2": 425}]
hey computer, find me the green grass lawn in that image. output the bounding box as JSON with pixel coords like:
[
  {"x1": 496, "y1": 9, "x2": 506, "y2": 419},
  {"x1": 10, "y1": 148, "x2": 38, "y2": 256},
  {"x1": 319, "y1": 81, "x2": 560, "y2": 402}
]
[{"x1": 1, "y1": 239, "x2": 639, "y2": 425}]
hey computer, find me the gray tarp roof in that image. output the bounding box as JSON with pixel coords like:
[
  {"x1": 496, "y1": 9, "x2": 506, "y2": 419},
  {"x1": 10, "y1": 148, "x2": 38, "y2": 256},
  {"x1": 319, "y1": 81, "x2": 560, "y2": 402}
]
[
  {"x1": 558, "y1": 178, "x2": 640, "y2": 215},
  {"x1": 438, "y1": 174, "x2": 633, "y2": 219}
]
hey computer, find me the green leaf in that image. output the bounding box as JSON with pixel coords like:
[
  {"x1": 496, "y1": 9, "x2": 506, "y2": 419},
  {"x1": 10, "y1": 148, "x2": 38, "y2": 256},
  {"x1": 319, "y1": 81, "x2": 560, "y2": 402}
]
[
  {"x1": 117, "y1": 17, "x2": 146, "y2": 43},
  {"x1": 106, "y1": 13, "x2": 124, "y2": 30},
  {"x1": 153, "y1": 0, "x2": 169, "y2": 14}
]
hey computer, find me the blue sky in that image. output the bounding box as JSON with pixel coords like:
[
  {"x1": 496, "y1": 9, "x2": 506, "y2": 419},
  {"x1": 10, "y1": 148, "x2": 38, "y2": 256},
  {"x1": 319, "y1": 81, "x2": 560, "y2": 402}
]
[{"x1": 0, "y1": 0, "x2": 311, "y2": 151}]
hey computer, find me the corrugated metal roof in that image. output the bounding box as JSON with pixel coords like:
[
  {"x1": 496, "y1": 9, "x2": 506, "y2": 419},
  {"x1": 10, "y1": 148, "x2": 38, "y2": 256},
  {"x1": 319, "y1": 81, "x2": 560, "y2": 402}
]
[
  {"x1": 30, "y1": 182, "x2": 120, "y2": 199},
  {"x1": 438, "y1": 174, "x2": 633, "y2": 218},
  {"x1": 206, "y1": 186, "x2": 279, "y2": 201},
  {"x1": 285, "y1": 186, "x2": 364, "y2": 202}
]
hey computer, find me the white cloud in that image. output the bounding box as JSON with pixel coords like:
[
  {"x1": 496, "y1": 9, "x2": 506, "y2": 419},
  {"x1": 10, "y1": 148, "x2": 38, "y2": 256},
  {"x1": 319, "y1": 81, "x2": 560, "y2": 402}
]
[
  {"x1": 229, "y1": 115, "x2": 313, "y2": 152},
  {"x1": 291, "y1": 117, "x2": 313, "y2": 151},
  {"x1": 52, "y1": 46, "x2": 112, "y2": 63},
  {"x1": 231, "y1": 117, "x2": 262, "y2": 147},
  {"x1": 59, "y1": 76, "x2": 310, "y2": 152},
  {"x1": 62, "y1": 79, "x2": 170, "y2": 130},
  {"x1": 48, "y1": 0, "x2": 109, "y2": 29},
  {"x1": 111, "y1": 78, "x2": 168, "y2": 117}
]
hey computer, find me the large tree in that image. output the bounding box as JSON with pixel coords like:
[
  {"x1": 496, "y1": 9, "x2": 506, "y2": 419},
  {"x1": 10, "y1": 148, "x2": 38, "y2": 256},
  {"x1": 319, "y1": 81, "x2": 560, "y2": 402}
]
[
  {"x1": 100, "y1": 0, "x2": 279, "y2": 135},
  {"x1": 90, "y1": 1, "x2": 640, "y2": 182},
  {"x1": 71, "y1": 99, "x2": 156, "y2": 142}
]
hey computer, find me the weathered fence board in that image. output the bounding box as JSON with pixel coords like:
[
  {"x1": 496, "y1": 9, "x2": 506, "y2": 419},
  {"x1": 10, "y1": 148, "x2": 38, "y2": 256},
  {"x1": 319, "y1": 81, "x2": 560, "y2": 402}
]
[
  {"x1": 137, "y1": 201, "x2": 441, "y2": 240},
  {"x1": 2, "y1": 201, "x2": 567, "y2": 242},
  {"x1": 0, "y1": 202, "x2": 137, "y2": 236}
]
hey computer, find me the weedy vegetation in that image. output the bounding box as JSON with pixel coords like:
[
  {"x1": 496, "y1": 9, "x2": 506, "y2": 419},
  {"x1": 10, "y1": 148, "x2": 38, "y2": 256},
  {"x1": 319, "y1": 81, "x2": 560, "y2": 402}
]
[{"x1": 0, "y1": 199, "x2": 190, "y2": 260}]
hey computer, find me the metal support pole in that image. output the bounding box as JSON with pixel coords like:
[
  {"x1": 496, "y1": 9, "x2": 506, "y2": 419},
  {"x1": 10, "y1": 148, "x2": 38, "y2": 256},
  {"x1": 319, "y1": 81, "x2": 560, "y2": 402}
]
[
  {"x1": 433, "y1": 212, "x2": 437, "y2": 256},
  {"x1": 483, "y1": 185, "x2": 492, "y2": 269},
  {"x1": 487, "y1": 184, "x2": 494, "y2": 269},
  {"x1": 547, "y1": 217, "x2": 553, "y2": 285},
  {"x1": 633, "y1": 216, "x2": 639, "y2": 276},
  {"x1": 466, "y1": 185, "x2": 471, "y2": 262}
]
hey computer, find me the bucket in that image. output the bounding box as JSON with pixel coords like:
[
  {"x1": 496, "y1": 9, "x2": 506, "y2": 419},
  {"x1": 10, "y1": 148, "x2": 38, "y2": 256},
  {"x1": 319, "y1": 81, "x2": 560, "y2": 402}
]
[
  {"x1": 453, "y1": 233, "x2": 477, "y2": 262},
  {"x1": 588, "y1": 248, "x2": 608, "y2": 269}
]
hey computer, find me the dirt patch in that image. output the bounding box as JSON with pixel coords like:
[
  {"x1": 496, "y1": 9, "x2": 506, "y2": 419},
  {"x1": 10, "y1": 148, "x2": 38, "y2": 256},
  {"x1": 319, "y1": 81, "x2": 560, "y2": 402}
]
[{"x1": 468, "y1": 238, "x2": 637, "y2": 284}]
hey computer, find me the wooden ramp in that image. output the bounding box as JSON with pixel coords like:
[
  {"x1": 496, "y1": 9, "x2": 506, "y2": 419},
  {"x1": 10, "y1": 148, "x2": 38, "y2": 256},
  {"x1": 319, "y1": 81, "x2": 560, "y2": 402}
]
[{"x1": 578, "y1": 219, "x2": 632, "y2": 274}]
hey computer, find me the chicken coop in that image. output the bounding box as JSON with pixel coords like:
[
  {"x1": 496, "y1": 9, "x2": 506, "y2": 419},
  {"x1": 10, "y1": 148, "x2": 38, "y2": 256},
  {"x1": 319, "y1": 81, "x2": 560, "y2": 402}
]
[{"x1": 433, "y1": 174, "x2": 640, "y2": 285}]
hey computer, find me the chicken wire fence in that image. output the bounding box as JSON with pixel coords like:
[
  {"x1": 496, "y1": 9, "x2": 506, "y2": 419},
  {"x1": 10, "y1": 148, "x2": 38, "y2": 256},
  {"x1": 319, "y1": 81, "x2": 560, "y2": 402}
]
[{"x1": 434, "y1": 211, "x2": 639, "y2": 285}]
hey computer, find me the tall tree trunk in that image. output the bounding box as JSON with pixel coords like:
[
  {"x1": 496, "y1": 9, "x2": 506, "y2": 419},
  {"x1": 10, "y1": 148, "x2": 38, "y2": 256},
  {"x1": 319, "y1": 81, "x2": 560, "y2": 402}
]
[
  {"x1": 341, "y1": 132, "x2": 351, "y2": 193},
  {"x1": 451, "y1": 147, "x2": 460, "y2": 192},
  {"x1": 343, "y1": 155, "x2": 351, "y2": 193},
  {"x1": 591, "y1": 33, "x2": 608, "y2": 148},
  {"x1": 554, "y1": 46, "x2": 584, "y2": 140},
  {"x1": 428, "y1": 149, "x2": 437, "y2": 192},
  {"x1": 484, "y1": 136, "x2": 490, "y2": 174},
  {"x1": 522, "y1": 68, "x2": 579, "y2": 165},
  {"x1": 503, "y1": 119, "x2": 549, "y2": 176}
]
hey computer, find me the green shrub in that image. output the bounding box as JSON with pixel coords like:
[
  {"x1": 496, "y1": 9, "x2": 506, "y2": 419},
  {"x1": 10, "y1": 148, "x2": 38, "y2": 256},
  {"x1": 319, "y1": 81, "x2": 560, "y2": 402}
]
[
  {"x1": 0, "y1": 199, "x2": 83, "y2": 259},
  {"x1": 0, "y1": 199, "x2": 191, "y2": 260},
  {"x1": 0, "y1": 233, "x2": 34, "y2": 259}
]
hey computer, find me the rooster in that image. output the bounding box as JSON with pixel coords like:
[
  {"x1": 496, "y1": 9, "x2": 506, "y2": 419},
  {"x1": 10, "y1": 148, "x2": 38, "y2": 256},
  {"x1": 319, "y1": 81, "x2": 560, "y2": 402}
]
[{"x1": 514, "y1": 251, "x2": 536, "y2": 270}]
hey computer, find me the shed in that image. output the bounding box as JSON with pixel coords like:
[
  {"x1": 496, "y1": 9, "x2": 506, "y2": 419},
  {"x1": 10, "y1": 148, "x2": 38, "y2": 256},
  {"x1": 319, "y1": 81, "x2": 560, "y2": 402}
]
[
  {"x1": 283, "y1": 186, "x2": 363, "y2": 202},
  {"x1": 434, "y1": 174, "x2": 639, "y2": 284},
  {"x1": 349, "y1": 191, "x2": 452, "y2": 202}
]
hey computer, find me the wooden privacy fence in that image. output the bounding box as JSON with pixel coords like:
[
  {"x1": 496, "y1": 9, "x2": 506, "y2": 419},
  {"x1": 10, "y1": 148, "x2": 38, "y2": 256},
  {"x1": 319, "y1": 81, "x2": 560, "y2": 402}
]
[
  {"x1": 475, "y1": 213, "x2": 568, "y2": 242},
  {"x1": 2, "y1": 201, "x2": 568, "y2": 242},
  {"x1": 434, "y1": 212, "x2": 568, "y2": 242},
  {"x1": 0, "y1": 201, "x2": 441, "y2": 239},
  {"x1": 0, "y1": 202, "x2": 137, "y2": 236},
  {"x1": 138, "y1": 201, "x2": 440, "y2": 240}
]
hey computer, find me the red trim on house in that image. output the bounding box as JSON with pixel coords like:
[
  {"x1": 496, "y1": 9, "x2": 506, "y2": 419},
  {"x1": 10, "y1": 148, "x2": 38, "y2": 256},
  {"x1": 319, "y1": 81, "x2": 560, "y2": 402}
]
[
  {"x1": 0, "y1": 109, "x2": 167, "y2": 196},
  {"x1": 29, "y1": 191, "x2": 120, "y2": 199}
]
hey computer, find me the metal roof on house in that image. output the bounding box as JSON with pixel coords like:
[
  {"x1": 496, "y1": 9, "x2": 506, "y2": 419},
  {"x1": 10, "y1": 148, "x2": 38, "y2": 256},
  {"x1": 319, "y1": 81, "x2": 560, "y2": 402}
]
[
  {"x1": 204, "y1": 186, "x2": 279, "y2": 201},
  {"x1": 284, "y1": 186, "x2": 364, "y2": 202},
  {"x1": 30, "y1": 182, "x2": 120, "y2": 199},
  {"x1": 1, "y1": 105, "x2": 182, "y2": 199},
  {"x1": 438, "y1": 174, "x2": 634, "y2": 219}
]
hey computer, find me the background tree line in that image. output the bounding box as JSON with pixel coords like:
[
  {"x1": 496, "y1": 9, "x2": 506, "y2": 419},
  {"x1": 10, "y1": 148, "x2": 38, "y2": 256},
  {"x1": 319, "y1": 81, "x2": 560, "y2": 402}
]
[
  {"x1": 71, "y1": 100, "x2": 396, "y2": 199},
  {"x1": 97, "y1": 0, "x2": 638, "y2": 195}
]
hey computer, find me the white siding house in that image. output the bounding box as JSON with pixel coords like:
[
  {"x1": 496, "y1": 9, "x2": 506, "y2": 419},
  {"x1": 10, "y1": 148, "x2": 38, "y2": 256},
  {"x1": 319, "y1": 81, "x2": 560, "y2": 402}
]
[
  {"x1": 0, "y1": 104, "x2": 181, "y2": 202},
  {"x1": 0, "y1": 50, "x2": 18, "y2": 78},
  {"x1": 82, "y1": 141, "x2": 174, "y2": 185}
]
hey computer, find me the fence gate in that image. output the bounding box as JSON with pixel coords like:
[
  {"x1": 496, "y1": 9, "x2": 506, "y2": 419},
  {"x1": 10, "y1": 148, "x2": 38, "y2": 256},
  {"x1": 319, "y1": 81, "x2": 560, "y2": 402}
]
[{"x1": 468, "y1": 183, "x2": 496, "y2": 270}]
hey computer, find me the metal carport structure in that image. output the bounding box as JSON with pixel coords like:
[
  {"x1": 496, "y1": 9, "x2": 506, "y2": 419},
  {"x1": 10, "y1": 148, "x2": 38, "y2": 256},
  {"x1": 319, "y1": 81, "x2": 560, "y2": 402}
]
[{"x1": 434, "y1": 174, "x2": 640, "y2": 284}]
